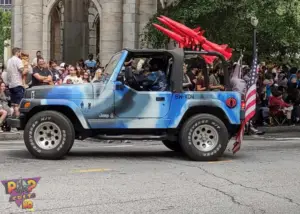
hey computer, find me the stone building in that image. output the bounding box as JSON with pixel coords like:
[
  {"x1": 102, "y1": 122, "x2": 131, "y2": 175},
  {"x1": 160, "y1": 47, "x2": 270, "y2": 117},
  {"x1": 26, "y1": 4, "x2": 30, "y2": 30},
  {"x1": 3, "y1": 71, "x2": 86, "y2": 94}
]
[
  {"x1": 0, "y1": 0, "x2": 12, "y2": 11},
  {"x1": 11, "y1": 0, "x2": 159, "y2": 65}
]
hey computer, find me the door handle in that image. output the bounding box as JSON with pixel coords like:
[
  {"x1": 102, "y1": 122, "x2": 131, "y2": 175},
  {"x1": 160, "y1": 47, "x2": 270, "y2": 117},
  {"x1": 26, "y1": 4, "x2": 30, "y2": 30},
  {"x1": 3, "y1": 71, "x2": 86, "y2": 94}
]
[{"x1": 156, "y1": 97, "x2": 165, "y2": 101}]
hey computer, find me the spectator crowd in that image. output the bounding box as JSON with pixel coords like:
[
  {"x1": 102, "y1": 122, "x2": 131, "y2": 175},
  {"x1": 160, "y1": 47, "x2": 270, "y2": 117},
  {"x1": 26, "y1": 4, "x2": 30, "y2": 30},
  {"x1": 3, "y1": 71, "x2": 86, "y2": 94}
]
[
  {"x1": 182, "y1": 58, "x2": 300, "y2": 130},
  {"x1": 0, "y1": 48, "x2": 104, "y2": 132}
]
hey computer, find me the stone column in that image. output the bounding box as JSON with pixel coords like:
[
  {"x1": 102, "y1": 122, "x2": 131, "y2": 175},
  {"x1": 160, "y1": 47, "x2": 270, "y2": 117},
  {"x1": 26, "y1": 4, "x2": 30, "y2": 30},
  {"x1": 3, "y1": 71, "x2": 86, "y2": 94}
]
[
  {"x1": 63, "y1": 0, "x2": 89, "y2": 64},
  {"x1": 4, "y1": 40, "x2": 11, "y2": 63},
  {"x1": 138, "y1": 0, "x2": 156, "y2": 48},
  {"x1": 100, "y1": 0, "x2": 123, "y2": 65},
  {"x1": 22, "y1": 0, "x2": 43, "y2": 61},
  {"x1": 88, "y1": 2, "x2": 98, "y2": 57},
  {"x1": 123, "y1": 0, "x2": 139, "y2": 49},
  {"x1": 11, "y1": 0, "x2": 23, "y2": 49}
]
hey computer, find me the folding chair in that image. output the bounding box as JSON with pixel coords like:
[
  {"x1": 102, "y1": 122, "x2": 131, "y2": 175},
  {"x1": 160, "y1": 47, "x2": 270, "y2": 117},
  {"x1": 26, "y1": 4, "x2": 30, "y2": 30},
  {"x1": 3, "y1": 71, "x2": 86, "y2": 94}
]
[{"x1": 269, "y1": 105, "x2": 287, "y2": 126}]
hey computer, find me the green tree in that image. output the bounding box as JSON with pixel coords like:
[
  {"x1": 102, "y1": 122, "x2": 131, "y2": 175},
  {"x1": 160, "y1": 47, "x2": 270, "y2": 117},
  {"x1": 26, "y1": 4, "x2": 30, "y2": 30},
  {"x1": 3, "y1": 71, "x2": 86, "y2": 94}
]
[
  {"x1": 143, "y1": 0, "x2": 300, "y2": 65},
  {"x1": 0, "y1": 10, "x2": 12, "y2": 61}
]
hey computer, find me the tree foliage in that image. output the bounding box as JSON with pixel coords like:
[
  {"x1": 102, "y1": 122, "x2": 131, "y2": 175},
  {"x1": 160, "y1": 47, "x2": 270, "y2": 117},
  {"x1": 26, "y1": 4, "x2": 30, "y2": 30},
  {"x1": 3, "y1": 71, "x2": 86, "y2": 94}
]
[
  {"x1": 0, "y1": 10, "x2": 12, "y2": 61},
  {"x1": 143, "y1": 0, "x2": 300, "y2": 65}
]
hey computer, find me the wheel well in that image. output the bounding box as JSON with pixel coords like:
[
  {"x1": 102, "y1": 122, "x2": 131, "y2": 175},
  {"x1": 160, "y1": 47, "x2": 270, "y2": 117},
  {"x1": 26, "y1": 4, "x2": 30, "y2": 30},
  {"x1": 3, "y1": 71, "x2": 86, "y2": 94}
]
[
  {"x1": 178, "y1": 106, "x2": 230, "y2": 129},
  {"x1": 25, "y1": 106, "x2": 84, "y2": 131}
]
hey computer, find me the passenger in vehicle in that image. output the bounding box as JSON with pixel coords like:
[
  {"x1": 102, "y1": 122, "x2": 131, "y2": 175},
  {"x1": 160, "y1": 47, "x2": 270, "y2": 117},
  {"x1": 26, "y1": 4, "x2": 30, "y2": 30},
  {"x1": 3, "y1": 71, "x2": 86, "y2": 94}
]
[
  {"x1": 209, "y1": 67, "x2": 224, "y2": 91},
  {"x1": 183, "y1": 63, "x2": 192, "y2": 91},
  {"x1": 143, "y1": 58, "x2": 167, "y2": 91},
  {"x1": 187, "y1": 64, "x2": 199, "y2": 91},
  {"x1": 196, "y1": 70, "x2": 206, "y2": 91}
]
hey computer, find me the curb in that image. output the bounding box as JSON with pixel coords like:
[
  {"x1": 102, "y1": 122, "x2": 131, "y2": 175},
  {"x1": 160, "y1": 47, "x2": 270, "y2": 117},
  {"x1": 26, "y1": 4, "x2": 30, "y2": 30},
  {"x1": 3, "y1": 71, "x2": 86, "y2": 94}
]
[
  {"x1": 257, "y1": 125, "x2": 300, "y2": 133},
  {"x1": 0, "y1": 132, "x2": 23, "y2": 141}
]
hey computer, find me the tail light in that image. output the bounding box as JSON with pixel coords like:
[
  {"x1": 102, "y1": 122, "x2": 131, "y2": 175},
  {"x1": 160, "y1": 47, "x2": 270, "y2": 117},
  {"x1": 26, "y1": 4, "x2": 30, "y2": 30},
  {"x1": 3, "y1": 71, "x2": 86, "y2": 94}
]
[{"x1": 241, "y1": 101, "x2": 246, "y2": 110}]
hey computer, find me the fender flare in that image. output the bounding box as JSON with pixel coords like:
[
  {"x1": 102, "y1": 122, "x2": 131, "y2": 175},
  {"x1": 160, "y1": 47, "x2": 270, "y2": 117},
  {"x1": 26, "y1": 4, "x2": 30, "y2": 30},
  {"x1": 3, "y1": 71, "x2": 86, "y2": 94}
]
[
  {"x1": 169, "y1": 100, "x2": 240, "y2": 128},
  {"x1": 39, "y1": 99, "x2": 90, "y2": 129}
]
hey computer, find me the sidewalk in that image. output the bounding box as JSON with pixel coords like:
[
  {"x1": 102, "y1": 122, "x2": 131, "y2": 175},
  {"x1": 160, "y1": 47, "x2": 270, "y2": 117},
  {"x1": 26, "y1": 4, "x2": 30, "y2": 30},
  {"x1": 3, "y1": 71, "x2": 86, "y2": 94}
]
[
  {"x1": 257, "y1": 125, "x2": 300, "y2": 133},
  {"x1": 0, "y1": 131, "x2": 23, "y2": 141},
  {"x1": 0, "y1": 125, "x2": 299, "y2": 141}
]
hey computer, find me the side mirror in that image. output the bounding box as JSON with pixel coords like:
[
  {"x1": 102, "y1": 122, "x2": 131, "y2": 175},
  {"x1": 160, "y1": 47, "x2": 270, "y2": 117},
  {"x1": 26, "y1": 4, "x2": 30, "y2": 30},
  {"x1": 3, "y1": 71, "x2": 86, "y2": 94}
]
[
  {"x1": 117, "y1": 74, "x2": 125, "y2": 83},
  {"x1": 115, "y1": 81, "x2": 125, "y2": 90}
]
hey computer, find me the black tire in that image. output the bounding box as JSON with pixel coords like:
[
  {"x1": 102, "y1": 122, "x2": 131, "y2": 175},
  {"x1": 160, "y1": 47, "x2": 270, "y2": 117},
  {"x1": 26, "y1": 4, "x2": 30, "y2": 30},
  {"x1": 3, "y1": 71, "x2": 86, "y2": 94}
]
[
  {"x1": 179, "y1": 114, "x2": 228, "y2": 161},
  {"x1": 1, "y1": 121, "x2": 11, "y2": 132},
  {"x1": 24, "y1": 111, "x2": 75, "y2": 160},
  {"x1": 162, "y1": 140, "x2": 182, "y2": 152}
]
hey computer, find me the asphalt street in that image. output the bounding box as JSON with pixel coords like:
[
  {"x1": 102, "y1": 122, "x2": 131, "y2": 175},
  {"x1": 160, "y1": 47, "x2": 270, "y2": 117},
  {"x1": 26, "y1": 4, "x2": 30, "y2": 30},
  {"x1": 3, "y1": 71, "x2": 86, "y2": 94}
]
[{"x1": 0, "y1": 134, "x2": 300, "y2": 214}]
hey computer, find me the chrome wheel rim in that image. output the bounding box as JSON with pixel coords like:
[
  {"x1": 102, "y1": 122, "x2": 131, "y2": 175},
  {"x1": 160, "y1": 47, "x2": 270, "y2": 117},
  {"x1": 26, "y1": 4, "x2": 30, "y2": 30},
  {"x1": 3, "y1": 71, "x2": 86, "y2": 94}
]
[
  {"x1": 191, "y1": 125, "x2": 219, "y2": 152},
  {"x1": 34, "y1": 122, "x2": 62, "y2": 150}
]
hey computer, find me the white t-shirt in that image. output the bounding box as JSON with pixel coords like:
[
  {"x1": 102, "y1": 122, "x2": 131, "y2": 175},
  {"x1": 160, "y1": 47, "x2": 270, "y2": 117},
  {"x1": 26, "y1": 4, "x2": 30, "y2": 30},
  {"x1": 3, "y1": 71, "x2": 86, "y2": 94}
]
[
  {"x1": 1, "y1": 70, "x2": 8, "y2": 85},
  {"x1": 6, "y1": 56, "x2": 24, "y2": 88},
  {"x1": 63, "y1": 75, "x2": 83, "y2": 84},
  {"x1": 32, "y1": 57, "x2": 38, "y2": 67}
]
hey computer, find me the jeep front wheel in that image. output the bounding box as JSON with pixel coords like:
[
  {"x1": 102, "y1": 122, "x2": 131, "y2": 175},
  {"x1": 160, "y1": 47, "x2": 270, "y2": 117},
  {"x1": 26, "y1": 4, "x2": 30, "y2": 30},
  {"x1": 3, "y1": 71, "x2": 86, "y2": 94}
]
[
  {"x1": 24, "y1": 111, "x2": 75, "y2": 160},
  {"x1": 179, "y1": 114, "x2": 228, "y2": 161}
]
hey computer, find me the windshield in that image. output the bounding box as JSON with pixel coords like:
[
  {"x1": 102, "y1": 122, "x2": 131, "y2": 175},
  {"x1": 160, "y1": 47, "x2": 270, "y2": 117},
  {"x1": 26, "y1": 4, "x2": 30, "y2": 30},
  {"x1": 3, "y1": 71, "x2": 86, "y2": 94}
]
[{"x1": 103, "y1": 52, "x2": 123, "y2": 82}]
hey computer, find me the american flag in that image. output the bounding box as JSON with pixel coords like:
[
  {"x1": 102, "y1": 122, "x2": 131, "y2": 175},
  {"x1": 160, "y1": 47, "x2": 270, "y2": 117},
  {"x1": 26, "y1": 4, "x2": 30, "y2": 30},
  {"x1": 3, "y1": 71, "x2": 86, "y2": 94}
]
[{"x1": 233, "y1": 48, "x2": 258, "y2": 154}]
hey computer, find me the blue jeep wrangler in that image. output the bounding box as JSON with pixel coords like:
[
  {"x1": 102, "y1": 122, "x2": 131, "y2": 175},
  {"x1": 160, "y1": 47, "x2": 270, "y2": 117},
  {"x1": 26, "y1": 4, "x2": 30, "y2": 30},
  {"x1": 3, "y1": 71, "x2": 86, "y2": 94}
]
[{"x1": 7, "y1": 48, "x2": 244, "y2": 161}]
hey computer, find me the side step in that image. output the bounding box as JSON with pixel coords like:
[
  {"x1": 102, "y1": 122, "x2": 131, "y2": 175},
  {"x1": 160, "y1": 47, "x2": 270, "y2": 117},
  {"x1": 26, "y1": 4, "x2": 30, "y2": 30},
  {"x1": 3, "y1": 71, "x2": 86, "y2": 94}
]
[{"x1": 95, "y1": 135, "x2": 168, "y2": 141}]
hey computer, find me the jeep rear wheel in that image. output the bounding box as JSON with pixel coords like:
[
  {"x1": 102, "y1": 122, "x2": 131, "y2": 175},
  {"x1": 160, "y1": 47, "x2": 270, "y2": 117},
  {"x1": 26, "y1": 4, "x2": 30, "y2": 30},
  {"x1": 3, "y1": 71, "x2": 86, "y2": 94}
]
[
  {"x1": 179, "y1": 114, "x2": 228, "y2": 161},
  {"x1": 24, "y1": 111, "x2": 75, "y2": 160},
  {"x1": 162, "y1": 140, "x2": 182, "y2": 152}
]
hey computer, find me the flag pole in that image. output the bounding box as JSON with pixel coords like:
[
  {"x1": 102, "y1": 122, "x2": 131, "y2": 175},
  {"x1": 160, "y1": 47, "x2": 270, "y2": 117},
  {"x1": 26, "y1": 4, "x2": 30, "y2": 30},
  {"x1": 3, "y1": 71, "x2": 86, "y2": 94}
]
[
  {"x1": 246, "y1": 16, "x2": 259, "y2": 135},
  {"x1": 239, "y1": 49, "x2": 243, "y2": 79},
  {"x1": 232, "y1": 17, "x2": 259, "y2": 153}
]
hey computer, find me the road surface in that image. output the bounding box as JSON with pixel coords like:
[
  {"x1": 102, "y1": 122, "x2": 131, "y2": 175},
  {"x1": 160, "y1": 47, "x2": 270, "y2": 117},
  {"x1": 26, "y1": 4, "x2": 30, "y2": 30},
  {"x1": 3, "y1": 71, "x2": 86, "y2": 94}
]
[{"x1": 0, "y1": 135, "x2": 300, "y2": 214}]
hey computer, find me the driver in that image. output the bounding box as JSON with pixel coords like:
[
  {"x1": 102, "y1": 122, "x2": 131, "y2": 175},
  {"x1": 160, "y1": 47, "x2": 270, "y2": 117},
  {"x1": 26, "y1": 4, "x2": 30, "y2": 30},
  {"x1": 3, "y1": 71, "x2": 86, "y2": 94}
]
[{"x1": 142, "y1": 58, "x2": 167, "y2": 91}]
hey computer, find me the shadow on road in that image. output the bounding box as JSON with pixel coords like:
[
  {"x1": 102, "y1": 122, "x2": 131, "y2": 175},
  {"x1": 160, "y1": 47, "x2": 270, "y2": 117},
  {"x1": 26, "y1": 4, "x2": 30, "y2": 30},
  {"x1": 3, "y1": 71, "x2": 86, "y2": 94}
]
[
  {"x1": 67, "y1": 150, "x2": 189, "y2": 160},
  {"x1": 5, "y1": 149, "x2": 244, "y2": 162}
]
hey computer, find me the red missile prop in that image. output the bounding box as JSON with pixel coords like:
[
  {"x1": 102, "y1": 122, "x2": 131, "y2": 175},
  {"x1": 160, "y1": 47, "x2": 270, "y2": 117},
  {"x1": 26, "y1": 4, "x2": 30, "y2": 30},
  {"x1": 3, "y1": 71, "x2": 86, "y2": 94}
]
[
  {"x1": 158, "y1": 16, "x2": 205, "y2": 49},
  {"x1": 159, "y1": 16, "x2": 232, "y2": 60},
  {"x1": 204, "y1": 40, "x2": 232, "y2": 60},
  {"x1": 156, "y1": 17, "x2": 190, "y2": 47},
  {"x1": 158, "y1": 17, "x2": 204, "y2": 38},
  {"x1": 152, "y1": 23, "x2": 185, "y2": 43},
  {"x1": 157, "y1": 17, "x2": 186, "y2": 37},
  {"x1": 202, "y1": 55, "x2": 217, "y2": 64},
  {"x1": 193, "y1": 27, "x2": 201, "y2": 32},
  {"x1": 160, "y1": 16, "x2": 205, "y2": 44},
  {"x1": 220, "y1": 44, "x2": 228, "y2": 49},
  {"x1": 153, "y1": 16, "x2": 233, "y2": 64}
]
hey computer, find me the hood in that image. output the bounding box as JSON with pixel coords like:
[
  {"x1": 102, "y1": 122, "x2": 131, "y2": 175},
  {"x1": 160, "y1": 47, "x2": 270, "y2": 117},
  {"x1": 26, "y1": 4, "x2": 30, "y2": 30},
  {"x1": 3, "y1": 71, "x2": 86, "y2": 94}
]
[{"x1": 25, "y1": 84, "x2": 94, "y2": 99}]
